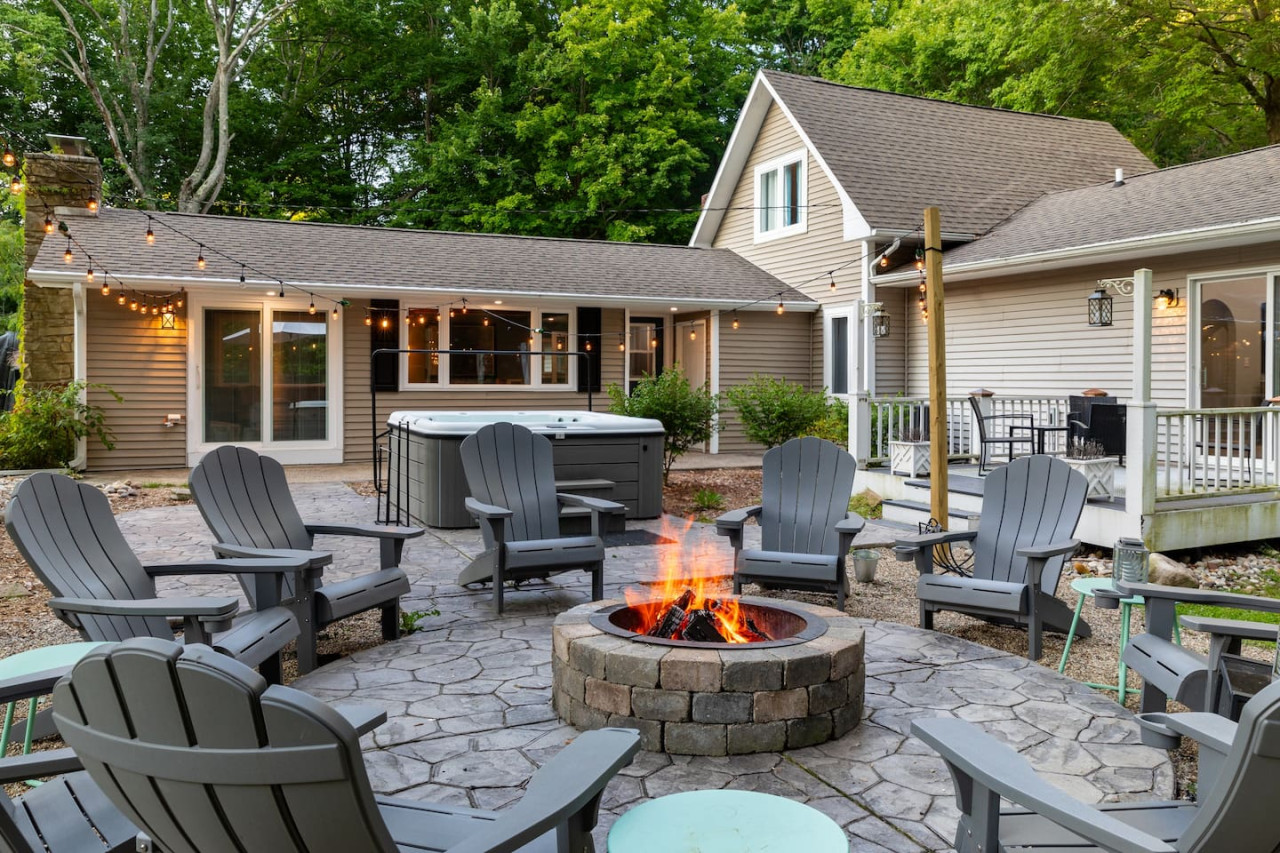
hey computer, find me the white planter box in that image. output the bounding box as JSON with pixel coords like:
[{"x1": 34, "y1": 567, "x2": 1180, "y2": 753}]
[
  {"x1": 1064, "y1": 456, "x2": 1118, "y2": 499},
  {"x1": 889, "y1": 441, "x2": 931, "y2": 477}
]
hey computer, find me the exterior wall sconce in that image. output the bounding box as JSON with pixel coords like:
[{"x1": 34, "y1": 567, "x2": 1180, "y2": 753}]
[
  {"x1": 1155, "y1": 288, "x2": 1180, "y2": 310},
  {"x1": 1087, "y1": 278, "x2": 1135, "y2": 327},
  {"x1": 861, "y1": 301, "x2": 891, "y2": 338},
  {"x1": 160, "y1": 309, "x2": 176, "y2": 329}
]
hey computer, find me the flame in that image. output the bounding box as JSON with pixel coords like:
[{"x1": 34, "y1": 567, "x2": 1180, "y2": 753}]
[{"x1": 623, "y1": 517, "x2": 758, "y2": 643}]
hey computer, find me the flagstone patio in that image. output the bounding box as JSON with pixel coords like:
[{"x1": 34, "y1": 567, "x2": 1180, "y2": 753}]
[{"x1": 118, "y1": 483, "x2": 1173, "y2": 853}]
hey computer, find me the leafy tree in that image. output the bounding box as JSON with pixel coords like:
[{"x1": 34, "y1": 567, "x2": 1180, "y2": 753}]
[
  {"x1": 740, "y1": 0, "x2": 896, "y2": 77},
  {"x1": 607, "y1": 366, "x2": 718, "y2": 482}
]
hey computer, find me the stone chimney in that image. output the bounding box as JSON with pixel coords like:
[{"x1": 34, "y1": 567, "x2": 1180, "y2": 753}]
[{"x1": 21, "y1": 138, "x2": 103, "y2": 386}]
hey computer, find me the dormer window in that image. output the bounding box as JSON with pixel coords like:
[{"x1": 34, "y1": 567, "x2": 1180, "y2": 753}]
[{"x1": 755, "y1": 150, "x2": 806, "y2": 241}]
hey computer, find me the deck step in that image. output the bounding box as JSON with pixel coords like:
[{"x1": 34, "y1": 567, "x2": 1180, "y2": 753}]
[
  {"x1": 903, "y1": 479, "x2": 984, "y2": 513},
  {"x1": 881, "y1": 499, "x2": 981, "y2": 532}
]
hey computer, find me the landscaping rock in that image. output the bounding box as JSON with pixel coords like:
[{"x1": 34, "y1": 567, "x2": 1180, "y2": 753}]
[{"x1": 1148, "y1": 553, "x2": 1199, "y2": 588}]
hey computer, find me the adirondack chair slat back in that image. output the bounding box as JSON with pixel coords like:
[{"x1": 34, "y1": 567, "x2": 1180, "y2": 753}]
[
  {"x1": 52, "y1": 640, "x2": 398, "y2": 853},
  {"x1": 0, "y1": 787, "x2": 34, "y2": 853},
  {"x1": 5, "y1": 473, "x2": 172, "y2": 642},
  {"x1": 760, "y1": 437, "x2": 856, "y2": 556},
  {"x1": 461, "y1": 423, "x2": 561, "y2": 545},
  {"x1": 971, "y1": 455, "x2": 1086, "y2": 593},
  {"x1": 190, "y1": 446, "x2": 314, "y2": 602},
  {"x1": 1178, "y1": 679, "x2": 1280, "y2": 851}
]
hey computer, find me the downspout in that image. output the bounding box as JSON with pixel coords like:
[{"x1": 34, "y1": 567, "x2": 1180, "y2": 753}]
[
  {"x1": 709, "y1": 312, "x2": 720, "y2": 455},
  {"x1": 70, "y1": 281, "x2": 88, "y2": 470}
]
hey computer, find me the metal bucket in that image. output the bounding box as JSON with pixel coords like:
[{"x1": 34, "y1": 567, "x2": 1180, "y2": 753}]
[{"x1": 851, "y1": 549, "x2": 879, "y2": 583}]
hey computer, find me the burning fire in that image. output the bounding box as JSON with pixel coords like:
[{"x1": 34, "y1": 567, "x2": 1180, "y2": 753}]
[{"x1": 623, "y1": 517, "x2": 768, "y2": 644}]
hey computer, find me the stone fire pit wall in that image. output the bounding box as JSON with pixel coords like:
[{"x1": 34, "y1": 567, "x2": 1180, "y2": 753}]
[{"x1": 552, "y1": 599, "x2": 865, "y2": 755}]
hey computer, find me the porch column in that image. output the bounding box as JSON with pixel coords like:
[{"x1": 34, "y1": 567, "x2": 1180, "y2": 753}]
[
  {"x1": 851, "y1": 391, "x2": 871, "y2": 465},
  {"x1": 1127, "y1": 268, "x2": 1157, "y2": 539}
]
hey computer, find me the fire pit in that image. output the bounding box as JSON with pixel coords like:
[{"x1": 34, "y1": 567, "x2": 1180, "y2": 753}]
[{"x1": 553, "y1": 579, "x2": 863, "y2": 756}]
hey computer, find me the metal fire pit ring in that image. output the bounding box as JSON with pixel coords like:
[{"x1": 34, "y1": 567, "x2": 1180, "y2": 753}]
[{"x1": 588, "y1": 596, "x2": 828, "y2": 649}]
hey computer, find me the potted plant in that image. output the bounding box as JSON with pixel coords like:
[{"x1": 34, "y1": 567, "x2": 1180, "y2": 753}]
[
  {"x1": 889, "y1": 428, "x2": 930, "y2": 477},
  {"x1": 1063, "y1": 437, "x2": 1118, "y2": 499}
]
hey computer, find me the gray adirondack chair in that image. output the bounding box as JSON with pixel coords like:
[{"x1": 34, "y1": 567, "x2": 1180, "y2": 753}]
[
  {"x1": 53, "y1": 638, "x2": 642, "y2": 853},
  {"x1": 1098, "y1": 581, "x2": 1280, "y2": 715},
  {"x1": 189, "y1": 445, "x2": 424, "y2": 672},
  {"x1": 0, "y1": 666, "x2": 139, "y2": 853},
  {"x1": 914, "y1": 677, "x2": 1280, "y2": 853},
  {"x1": 5, "y1": 472, "x2": 303, "y2": 683},
  {"x1": 459, "y1": 422, "x2": 624, "y2": 613},
  {"x1": 715, "y1": 437, "x2": 863, "y2": 610},
  {"x1": 894, "y1": 455, "x2": 1087, "y2": 660}
]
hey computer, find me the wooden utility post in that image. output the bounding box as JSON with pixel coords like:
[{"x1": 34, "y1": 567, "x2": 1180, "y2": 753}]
[{"x1": 925, "y1": 207, "x2": 949, "y2": 527}]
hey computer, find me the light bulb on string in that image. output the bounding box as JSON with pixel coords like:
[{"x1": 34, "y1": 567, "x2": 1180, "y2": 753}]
[
  {"x1": 585, "y1": 340, "x2": 593, "y2": 352},
  {"x1": 101, "y1": 283, "x2": 110, "y2": 298},
  {"x1": 117, "y1": 293, "x2": 126, "y2": 306},
  {"x1": 776, "y1": 299, "x2": 785, "y2": 315},
  {"x1": 828, "y1": 273, "x2": 837, "y2": 292},
  {"x1": 309, "y1": 298, "x2": 316, "y2": 316},
  {"x1": 64, "y1": 240, "x2": 73, "y2": 263},
  {"x1": 915, "y1": 249, "x2": 924, "y2": 271},
  {"x1": 732, "y1": 314, "x2": 740, "y2": 331},
  {"x1": 1, "y1": 148, "x2": 13, "y2": 168},
  {"x1": 689, "y1": 327, "x2": 696, "y2": 341},
  {"x1": 332, "y1": 306, "x2": 339, "y2": 320},
  {"x1": 461, "y1": 300, "x2": 468, "y2": 315},
  {"x1": 364, "y1": 314, "x2": 373, "y2": 327},
  {"x1": 617, "y1": 339, "x2": 624, "y2": 352},
  {"x1": 44, "y1": 214, "x2": 54, "y2": 234},
  {"x1": 86, "y1": 267, "x2": 94, "y2": 284},
  {"x1": 175, "y1": 289, "x2": 184, "y2": 309},
  {"x1": 129, "y1": 298, "x2": 138, "y2": 312},
  {"x1": 9, "y1": 176, "x2": 22, "y2": 195},
  {"x1": 145, "y1": 219, "x2": 155, "y2": 245},
  {"x1": 278, "y1": 283, "x2": 285, "y2": 299},
  {"x1": 196, "y1": 246, "x2": 206, "y2": 270},
  {"x1": 86, "y1": 196, "x2": 98, "y2": 212},
  {"x1": 151, "y1": 301, "x2": 160, "y2": 316},
  {"x1": 482, "y1": 316, "x2": 489, "y2": 326}
]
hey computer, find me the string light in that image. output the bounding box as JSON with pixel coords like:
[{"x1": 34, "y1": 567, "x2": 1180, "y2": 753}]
[
  {"x1": 309, "y1": 298, "x2": 317, "y2": 315},
  {"x1": 101, "y1": 283, "x2": 110, "y2": 297},
  {"x1": 9, "y1": 176, "x2": 22, "y2": 195},
  {"x1": 379, "y1": 316, "x2": 391, "y2": 330},
  {"x1": 585, "y1": 340, "x2": 592, "y2": 352},
  {"x1": 688, "y1": 327, "x2": 696, "y2": 341},
  {"x1": 732, "y1": 313, "x2": 740, "y2": 331},
  {"x1": 332, "y1": 306, "x2": 339, "y2": 320},
  {"x1": 64, "y1": 239, "x2": 73, "y2": 263},
  {"x1": 129, "y1": 297, "x2": 139, "y2": 311},
  {"x1": 915, "y1": 249, "x2": 925, "y2": 271},
  {"x1": 239, "y1": 265, "x2": 246, "y2": 284},
  {"x1": 364, "y1": 314, "x2": 373, "y2": 327},
  {"x1": 175, "y1": 289, "x2": 184, "y2": 309},
  {"x1": 151, "y1": 300, "x2": 160, "y2": 316},
  {"x1": 196, "y1": 246, "x2": 206, "y2": 270},
  {"x1": 44, "y1": 213, "x2": 54, "y2": 234},
  {"x1": 86, "y1": 196, "x2": 98, "y2": 212},
  {"x1": 145, "y1": 217, "x2": 155, "y2": 245},
  {"x1": 85, "y1": 267, "x2": 94, "y2": 284},
  {"x1": 1, "y1": 147, "x2": 13, "y2": 168},
  {"x1": 618, "y1": 340, "x2": 625, "y2": 351},
  {"x1": 828, "y1": 273, "x2": 837, "y2": 292},
  {"x1": 117, "y1": 293, "x2": 126, "y2": 306},
  {"x1": 776, "y1": 299, "x2": 785, "y2": 315}
]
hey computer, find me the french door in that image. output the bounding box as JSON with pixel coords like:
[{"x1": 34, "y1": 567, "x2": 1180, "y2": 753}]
[{"x1": 188, "y1": 296, "x2": 343, "y2": 464}]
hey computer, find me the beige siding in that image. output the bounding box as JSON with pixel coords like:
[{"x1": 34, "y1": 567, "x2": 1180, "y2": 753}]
[
  {"x1": 902, "y1": 240, "x2": 1280, "y2": 407},
  {"x1": 873, "y1": 289, "x2": 908, "y2": 394},
  {"x1": 341, "y1": 301, "x2": 626, "y2": 463},
  {"x1": 85, "y1": 294, "x2": 187, "y2": 470},
  {"x1": 718, "y1": 310, "x2": 814, "y2": 452}
]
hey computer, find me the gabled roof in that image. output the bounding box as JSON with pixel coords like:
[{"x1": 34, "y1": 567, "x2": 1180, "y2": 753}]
[
  {"x1": 30, "y1": 209, "x2": 813, "y2": 309},
  {"x1": 937, "y1": 145, "x2": 1280, "y2": 270},
  {"x1": 692, "y1": 71, "x2": 1154, "y2": 245}
]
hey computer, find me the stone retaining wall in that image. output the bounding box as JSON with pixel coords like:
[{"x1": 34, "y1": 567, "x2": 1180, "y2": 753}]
[{"x1": 552, "y1": 599, "x2": 864, "y2": 755}]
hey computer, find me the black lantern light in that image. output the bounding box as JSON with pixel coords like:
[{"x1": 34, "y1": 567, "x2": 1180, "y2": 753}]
[
  {"x1": 1087, "y1": 287, "x2": 1113, "y2": 327},
  {"x1": 871, "y1": 307, "x2": 890, "y2": 339}
]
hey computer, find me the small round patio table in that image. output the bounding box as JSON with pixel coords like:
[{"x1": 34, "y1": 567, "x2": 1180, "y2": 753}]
[
  {"x1": 1057, "y1": 577, "x2": 1178, "y2": 700},
  {"x1": 607, "y1": 789, "x2": 848, "y2": 853},
  {"x1": 1, "y1": 641, "x2": 109, "y2": 756}
]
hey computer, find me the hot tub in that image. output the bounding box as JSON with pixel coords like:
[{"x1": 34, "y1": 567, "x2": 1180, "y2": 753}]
[{"x1": 384, "y1": 411, "x2": 665, "y2": 528}]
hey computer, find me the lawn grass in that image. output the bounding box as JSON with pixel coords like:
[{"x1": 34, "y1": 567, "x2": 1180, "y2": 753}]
[{"x1": 1177, "y1": 566, "x2": 1280, "y2": 647}]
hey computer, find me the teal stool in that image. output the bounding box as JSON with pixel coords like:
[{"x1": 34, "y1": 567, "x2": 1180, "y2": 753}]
[
  {"x1": 1057, "y1": 577, "x2": 1179, "y2": 700},
  {"x1": 0, "y1": 642, "x2": 108, "y2": 757},
  {"x1": 608, "y1": 790, "x2": 848, "y2": 853}
]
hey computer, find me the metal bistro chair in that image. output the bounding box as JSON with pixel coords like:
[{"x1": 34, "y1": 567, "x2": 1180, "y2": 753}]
[
  {"x1": 968, "y1": 396, "x2": 1035, "y2": 475},
  {"x1": 53, "y1": 639, "x2": 642, "y2": 853}
]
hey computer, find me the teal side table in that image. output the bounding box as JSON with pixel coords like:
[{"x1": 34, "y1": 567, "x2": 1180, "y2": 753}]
[
  {"x1": 0, "y1": 641, "x2": 109, "y2": 757},
  {"x1": 608, "y1": 790, "x2": 848, "y2": 853},
  {"x1": 1057, "y1": 577, "x2": 1178, "y2": 701}
]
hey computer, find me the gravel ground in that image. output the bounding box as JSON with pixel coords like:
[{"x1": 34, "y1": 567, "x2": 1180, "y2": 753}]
[{"x1": 4, "y1": 470, "x2": 1275, "y2": 800}]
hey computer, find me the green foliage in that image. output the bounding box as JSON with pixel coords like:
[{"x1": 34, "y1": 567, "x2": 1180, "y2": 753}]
[
  {"x1": 0, "y1": 381, "x2": 122, "y2": 470},
  {"x1": 848, "y1": 490, "x2": 883, "y2": 520},
  {"x1": 805, "y1": 396, "x2": 849, "y2": 447},
  {"x1": 691, "y1": 488, "x2": 725, "y2": 512},
  {"x1": 399, "y1": 606, "x2": 442, "y2": 635},
  {"x1": 724, "y1": 375, "x2": 829, "y2": 449},
  {"x1": 0, "y1": 203, "x2": 24, "y2": 335},
  {"x1": 607, "y1": 366, "x2": 718, "y2": 482}
]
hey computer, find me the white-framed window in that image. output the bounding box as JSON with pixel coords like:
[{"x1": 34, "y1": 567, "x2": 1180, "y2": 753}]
[
  {"x1": 400, "y1": 306, "x2": 574, "y2": 388},
  {"x1": 824, "y1": 307, "x2": 854, "y2": 396},
  {"x1": 754, "y1": 150, "x2": 806, "y2": 242}
]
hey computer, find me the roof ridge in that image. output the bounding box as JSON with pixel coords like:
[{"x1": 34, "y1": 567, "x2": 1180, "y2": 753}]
[
  {"x1": 136, "y1": 209, "x2": 709, "y2": 252},
  {"x1": 760, "y1": 69, "x2": 1113, "y2": 127}
]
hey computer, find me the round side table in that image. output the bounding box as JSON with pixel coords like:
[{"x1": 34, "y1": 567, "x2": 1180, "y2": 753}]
[
  {"x1": 1057, "y1": 577, "x2": 1157, "y2": 700},
  {"x1": 608, "y1": 790, "x2": 848, "y2": 853},
  {"x1": 1, "y1": 641, "x2": 109, "y2": 756}
]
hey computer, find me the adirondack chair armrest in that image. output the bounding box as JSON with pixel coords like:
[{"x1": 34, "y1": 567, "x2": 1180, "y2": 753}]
[
  {"x1": 1117, "y1": 582, "x2": 1280, "y2": 614},
  {"x1": 464, "y1": 496, "x2": 514, "y2": 520},
  {"x1": 1177, "y1": 614, "x2": 1278, "y2": 644},
  {"x1": 335, "y1": 703, "x2": 389, "y2": 737},
  {"x1": 1016, "y1": 539, "x2": 1079, "y2": 561},
  {"x1": 913, "y1": 718, "x2": 1177, "y2": 853},
  {"x1": 836, "y1": 514, "x2": 865, "y2": 554},
  {"x1": 443, "y1": 727, "x2": 642, "y2": 853},
  {"x1": 305, "y1": 522, "x2": 426, "y2": 540},
  {"x1": 714, "y1": 505, "x2": 762, "y2": 553},
  {"x1": 211, "y1": 543, "x2": 333, "y2": 570},
  {"x1": 0, "y1": 666, "x2": 77, "y2": 704},
  {"x1": 1135, "y1": 711, "x2": 1236, "y2": 755},
  {"x1": 0, "y1": 747, "x2": 82, "y2": 784},
  {"x1": 556, "y1": 493, "x2": 625, "y2": 514},
  {"x1": 48, "y1": 595, "x2": 239, "y2": 621},
  {"x1": 144, "y1": 556, "x2": 312, "y2": 576},
  {"x1": 893, "y1": 530, "x2": 977, "y2": 575}
]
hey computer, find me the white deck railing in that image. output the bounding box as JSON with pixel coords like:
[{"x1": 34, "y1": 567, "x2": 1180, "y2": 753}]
[
  {"x1": 861, "y1": 394, "x2": 1067, "y2": 465},
  {"x1": 1155, "y1": 406, "x2": 1280, "y2": 498}
]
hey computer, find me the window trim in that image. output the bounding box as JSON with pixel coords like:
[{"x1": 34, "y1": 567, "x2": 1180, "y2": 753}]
[
  {"x1": 398, "y1": 305, "x2": 576, "y2": 390},
  {"x1": 753, "y1": 149, "x2": 808, "y2": 244},
  {"x1": 824, "y1": 306, "x2": 854, "y2": 397}
]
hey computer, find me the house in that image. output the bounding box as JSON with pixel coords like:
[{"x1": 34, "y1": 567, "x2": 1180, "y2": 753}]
[{"x1": 21, "y1": 159, "x2": 815, "y2": 470}]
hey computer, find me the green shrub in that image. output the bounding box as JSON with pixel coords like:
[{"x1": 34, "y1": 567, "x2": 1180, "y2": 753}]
[
  {"x1": 607, "y1": 366, "x2": 718, "y2": 482},
  {"x1": 725, "y1": 375, "x2": 830, "y2": 449},
  {"x1": 0, "y1": 381, "x2": 122, "y2": 470},
  {"x1": 805, "y1": 396, "x2": 849, "y2": 447},
  {"x1": 692, "y1": 488, "x2": 725, "y2": 512}
]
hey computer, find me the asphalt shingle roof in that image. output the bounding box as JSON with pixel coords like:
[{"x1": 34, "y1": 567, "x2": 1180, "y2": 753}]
[
  {"x1": 944, "y1": 145, "x2": 1280, "y2": 266},
  {"x1": 763, "y1": 71, "x2": 1156, "y2": 237},
  {"x1": 33, "y1": 209, "x2": 810, "y2": 305}
]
